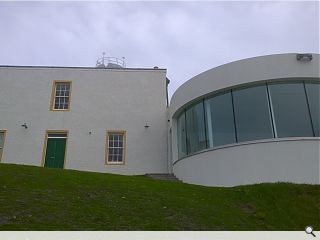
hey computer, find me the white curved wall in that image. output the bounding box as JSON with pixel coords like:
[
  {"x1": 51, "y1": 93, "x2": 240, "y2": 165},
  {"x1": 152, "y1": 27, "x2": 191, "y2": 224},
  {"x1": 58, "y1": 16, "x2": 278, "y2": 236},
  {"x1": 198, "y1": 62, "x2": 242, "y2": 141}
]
[
  {"x1": 170, "y1": 53, "x2": 320, "y2": 186},
  {"x1": 173, "y1": 139, "x2": 320, "y2": 187},
  {"x1": 170, "y1": 53, "x2": 320, "y2": 117}
]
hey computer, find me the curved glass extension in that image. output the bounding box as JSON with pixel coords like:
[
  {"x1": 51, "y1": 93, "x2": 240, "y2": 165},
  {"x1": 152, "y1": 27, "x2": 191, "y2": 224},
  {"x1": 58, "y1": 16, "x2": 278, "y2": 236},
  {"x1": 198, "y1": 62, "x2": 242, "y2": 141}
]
[{"x1": 177, "y1": 80, "x2": 320, "y2": 159}]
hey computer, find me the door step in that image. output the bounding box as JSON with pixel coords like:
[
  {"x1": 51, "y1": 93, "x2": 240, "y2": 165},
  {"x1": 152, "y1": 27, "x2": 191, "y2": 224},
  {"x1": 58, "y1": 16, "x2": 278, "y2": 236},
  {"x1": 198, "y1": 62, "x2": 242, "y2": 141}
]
[{"x1": 145, "y1": 173, "x2": 181, "y2": 182}]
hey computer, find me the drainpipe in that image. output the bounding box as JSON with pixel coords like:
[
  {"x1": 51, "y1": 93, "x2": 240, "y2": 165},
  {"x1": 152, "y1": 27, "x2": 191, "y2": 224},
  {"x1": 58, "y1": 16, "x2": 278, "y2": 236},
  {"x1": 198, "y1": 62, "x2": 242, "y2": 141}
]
[{"x1": 166, "y1": 77, "x2": 172, "y2": 173}]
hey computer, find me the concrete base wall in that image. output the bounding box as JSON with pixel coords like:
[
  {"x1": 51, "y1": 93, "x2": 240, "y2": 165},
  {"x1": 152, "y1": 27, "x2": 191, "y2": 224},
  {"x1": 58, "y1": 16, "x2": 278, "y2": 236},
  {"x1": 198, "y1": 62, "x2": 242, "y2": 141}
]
[{"x1": 173, "y1": 139, "x2": 320, "y2": 187}]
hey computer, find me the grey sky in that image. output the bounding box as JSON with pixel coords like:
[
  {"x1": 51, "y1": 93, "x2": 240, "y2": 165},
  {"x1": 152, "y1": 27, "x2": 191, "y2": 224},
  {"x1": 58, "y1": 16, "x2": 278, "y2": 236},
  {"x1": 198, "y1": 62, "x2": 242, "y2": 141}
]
[{"x1": 0, "y1": 1, "x2": 318, "y2": 98}]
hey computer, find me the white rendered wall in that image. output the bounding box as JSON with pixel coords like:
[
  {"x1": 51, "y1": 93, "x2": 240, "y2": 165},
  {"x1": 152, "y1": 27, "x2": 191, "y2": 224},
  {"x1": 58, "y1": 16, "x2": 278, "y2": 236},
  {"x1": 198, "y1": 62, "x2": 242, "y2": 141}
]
[
  {"x1": 170, "y1": 53, "x2": 320, "y2": 117},
  {"x1": 0, "y1": 66, "x2": 168, "y2": 175},
  {"x1": 173, "y1": 139, "x2": 320, "y2": 187},
  {"x1": 170, "y1": 53, "x2": 320, "y2": 186}
]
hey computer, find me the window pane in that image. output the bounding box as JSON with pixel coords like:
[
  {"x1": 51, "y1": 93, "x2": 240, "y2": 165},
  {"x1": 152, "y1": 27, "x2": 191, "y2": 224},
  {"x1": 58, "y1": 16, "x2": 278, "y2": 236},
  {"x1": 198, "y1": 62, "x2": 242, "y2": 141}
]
[
  {"x1": 48, "y1": 133, "x2": 67, "y2": 138},
  {"x1": 177, "y1": 111, "x2": 187, "y2": 158},
  {"x1": 63, "y1": 103, "x2": 69, "y2": 109},
  {"x1": 204, "y1": 91, "x2": 236, "y2": 147},
  {"x1": 305, "y1": 82, "x2": 320, "y2": 137},
  {"x1": 186, "y1": 101, "x2": 206, "y2": 154},
  {"x1": 269, "y1": 82, "x2": 313, "y2": 137},
  {"x1": 233, "y1": 85, "x2": 274, "y2": 142},
  {"x1": 0, "y1": 132, "x2": 4, "y2": 147}
]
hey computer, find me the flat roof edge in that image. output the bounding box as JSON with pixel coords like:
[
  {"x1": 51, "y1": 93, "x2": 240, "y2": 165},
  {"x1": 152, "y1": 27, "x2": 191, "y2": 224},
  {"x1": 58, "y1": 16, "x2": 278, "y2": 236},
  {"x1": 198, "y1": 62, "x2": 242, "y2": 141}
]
[{"x1": 0, "y1": 65, "x2": 167, "y2": 71}]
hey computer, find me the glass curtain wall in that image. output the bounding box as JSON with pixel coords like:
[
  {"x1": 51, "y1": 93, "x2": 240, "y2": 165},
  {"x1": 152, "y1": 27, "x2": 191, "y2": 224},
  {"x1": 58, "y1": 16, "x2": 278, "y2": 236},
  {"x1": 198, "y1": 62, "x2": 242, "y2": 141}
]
[{"x1": 176, "y1": 81, "x2": 319, "y2": 159}]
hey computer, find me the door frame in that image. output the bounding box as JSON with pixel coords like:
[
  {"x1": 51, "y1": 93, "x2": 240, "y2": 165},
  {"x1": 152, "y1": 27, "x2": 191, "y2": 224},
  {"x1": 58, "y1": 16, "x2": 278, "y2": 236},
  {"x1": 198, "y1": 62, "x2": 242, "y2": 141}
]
[
  {"x1": 41, "y1": 130, "x2": 69, "y2": 168},
  {"x1": 0, "y1": 129, "x2": 7, "y2": 162}
]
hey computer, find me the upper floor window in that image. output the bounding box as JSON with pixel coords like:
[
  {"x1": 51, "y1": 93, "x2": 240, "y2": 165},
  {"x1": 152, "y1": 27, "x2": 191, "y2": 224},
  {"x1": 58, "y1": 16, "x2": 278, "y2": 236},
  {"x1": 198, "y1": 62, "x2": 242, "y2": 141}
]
[
  {"x1": 106, "y1": 131, "x2": 126, "y2": 164},
  {"x1": 50, "y1": 81, "x2": 72, "y2": 111}
]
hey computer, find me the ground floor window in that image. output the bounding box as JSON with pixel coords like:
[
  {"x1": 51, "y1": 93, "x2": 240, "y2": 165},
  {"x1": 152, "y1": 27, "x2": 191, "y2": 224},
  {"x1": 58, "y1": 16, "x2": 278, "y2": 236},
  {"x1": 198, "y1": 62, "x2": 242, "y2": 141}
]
[
  {"x1": 0, "y1": 130, "x2": 6, "y2": 162},
  {"x1": 106, "y1": 131, "x2": 126, "y2": 164}
]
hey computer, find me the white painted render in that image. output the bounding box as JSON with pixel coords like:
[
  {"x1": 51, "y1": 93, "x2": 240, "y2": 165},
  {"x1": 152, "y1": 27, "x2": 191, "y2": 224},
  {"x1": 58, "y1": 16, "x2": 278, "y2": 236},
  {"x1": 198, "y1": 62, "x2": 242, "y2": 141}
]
[
  {"x1": 173, "y1": 138, "x2": 320, "y2": 187},
  {"x1": 169, "y1": 53, "x2": 320, "y2": 186},
  {"x1": 0, "y1": 66, "x2": 168, "y2": 175}
]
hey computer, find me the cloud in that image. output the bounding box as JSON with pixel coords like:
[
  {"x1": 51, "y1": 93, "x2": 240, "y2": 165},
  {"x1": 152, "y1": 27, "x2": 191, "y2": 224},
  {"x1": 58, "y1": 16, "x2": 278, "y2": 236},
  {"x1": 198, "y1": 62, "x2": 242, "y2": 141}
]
[{"x1": 0, "y1": 1, "x2": 318, "y2": 98}]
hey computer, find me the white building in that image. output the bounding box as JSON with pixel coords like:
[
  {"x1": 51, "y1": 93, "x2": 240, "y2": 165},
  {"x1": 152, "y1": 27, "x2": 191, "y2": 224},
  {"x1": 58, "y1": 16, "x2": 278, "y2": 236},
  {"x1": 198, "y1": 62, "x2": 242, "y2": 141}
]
[
  {"x1": 1, "y1": 53, "x2": 319, "y2": 186},
  {"x1": 0, "y1": 61, "x2": 169, "y2": 175}
]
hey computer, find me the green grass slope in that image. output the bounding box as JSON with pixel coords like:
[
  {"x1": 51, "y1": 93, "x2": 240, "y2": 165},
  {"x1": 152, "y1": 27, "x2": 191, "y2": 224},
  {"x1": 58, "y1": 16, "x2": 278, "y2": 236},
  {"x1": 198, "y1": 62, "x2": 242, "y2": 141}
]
[{"x1": 0, "y1": 163, "x2": 319, "y2": 230}]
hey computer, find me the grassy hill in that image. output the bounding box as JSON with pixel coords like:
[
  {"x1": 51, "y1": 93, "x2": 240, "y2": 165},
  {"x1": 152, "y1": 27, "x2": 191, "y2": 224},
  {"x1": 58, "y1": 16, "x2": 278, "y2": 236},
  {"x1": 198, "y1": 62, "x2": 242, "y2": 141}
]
[{"x1": 0, "y1": 163, "x2": 319, "y2": 230}]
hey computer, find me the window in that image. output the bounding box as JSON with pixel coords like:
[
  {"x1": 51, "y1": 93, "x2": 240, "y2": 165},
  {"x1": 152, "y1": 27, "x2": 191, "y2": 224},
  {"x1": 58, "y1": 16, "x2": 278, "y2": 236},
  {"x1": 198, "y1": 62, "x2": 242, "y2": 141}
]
[
  {"x1": 177, "y1": 111, "x2": 187, "y2": 158},
  {"x1": 269, "y1": 82, "x2": 313, "y2": 138},
  {"x1": 232, "y1": 85, "x2": 274, "y2": 142},
  {"x1": 185, "y1": 102, "x2": 206, "y2": 154},
  {"x1": 50, "y1": 81, "x2": 72, "y2": 111},
  {"x1": 176, "y1": 80, "x2": 319, "y2": 159},
  {"x1": 0, "y1": 130, "x2": 6, "y2": 162},
  {"x1": 204, "y1": 91, "x2": 236, "y2": 147},
  {"x1": 106, "y1": 131, "x2": 126, "y2": 164},
  {"x1": 305, "y1": 82, "x2": 320, "y2": 137}
]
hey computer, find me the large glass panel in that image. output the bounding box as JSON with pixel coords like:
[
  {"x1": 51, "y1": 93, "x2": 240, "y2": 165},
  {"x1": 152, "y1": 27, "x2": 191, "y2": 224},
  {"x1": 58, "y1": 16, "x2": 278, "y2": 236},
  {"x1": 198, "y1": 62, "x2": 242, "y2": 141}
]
[
  {"x1": 204, "y1": 91, "x2": 236, "y2": 147},
  {"x1": 177, "y1": 112, "x2": 187, "y2": 158},
  {"x1": 269, "y1": 82, "x2": 313, "y2": 137},
  {"x1": 186, "y1": 101, "x2": 206, "y2": 154},
  {"x1": 305, "y1": 82, "x2": 320, "y2": 137},
  {"x1": 233, "y1": 85, "x2": 274, "y2": 142}
]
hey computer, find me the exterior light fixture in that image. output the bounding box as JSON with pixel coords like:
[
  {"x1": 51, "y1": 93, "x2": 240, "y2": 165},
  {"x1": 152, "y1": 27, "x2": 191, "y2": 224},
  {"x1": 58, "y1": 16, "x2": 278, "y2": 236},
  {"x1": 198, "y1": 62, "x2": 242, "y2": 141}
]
[
  {"x1": 21, "y1": 123, "x2": 28, "y2": 129},
  {"x1": 296, "y1": 53, "x2": 313, "y2": 61},
  {"x1": 144, "y1": 123, "x2": 150, "y2": 128}
]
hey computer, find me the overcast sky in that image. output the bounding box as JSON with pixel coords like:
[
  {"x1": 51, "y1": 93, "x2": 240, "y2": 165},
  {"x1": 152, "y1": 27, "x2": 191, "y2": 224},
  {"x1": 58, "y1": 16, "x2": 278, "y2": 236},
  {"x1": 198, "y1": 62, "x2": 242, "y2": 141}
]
[{"x1": 0, "y1": 1, "x2": 318, "y2": 98}]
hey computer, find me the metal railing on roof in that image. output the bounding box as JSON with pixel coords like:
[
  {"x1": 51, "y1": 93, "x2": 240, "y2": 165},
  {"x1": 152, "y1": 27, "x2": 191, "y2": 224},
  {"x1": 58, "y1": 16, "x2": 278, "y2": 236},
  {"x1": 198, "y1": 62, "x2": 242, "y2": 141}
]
[{"x1": 96, "y1": 53, "x2": 126, "y2": 68}]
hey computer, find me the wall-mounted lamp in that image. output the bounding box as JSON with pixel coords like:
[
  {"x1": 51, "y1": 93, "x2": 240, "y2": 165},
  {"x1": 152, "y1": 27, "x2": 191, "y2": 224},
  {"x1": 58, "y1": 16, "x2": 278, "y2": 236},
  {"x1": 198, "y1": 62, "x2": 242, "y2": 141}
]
[
  {"x1": 144, "y1": 123, "x2": 150, "y2": 129},
  {"x1": 21, "y1": 123, "x2": 28, "y2": 129},
  {"x1": 296, "y1": 53, "x2": 313, "y2": 62}
]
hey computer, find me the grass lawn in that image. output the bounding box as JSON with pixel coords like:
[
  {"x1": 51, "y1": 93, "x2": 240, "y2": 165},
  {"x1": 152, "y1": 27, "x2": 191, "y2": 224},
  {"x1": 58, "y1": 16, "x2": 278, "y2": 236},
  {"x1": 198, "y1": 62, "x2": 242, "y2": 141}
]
[{"x1": 0, "y1": 163, "x2": 319, "y2": 230}]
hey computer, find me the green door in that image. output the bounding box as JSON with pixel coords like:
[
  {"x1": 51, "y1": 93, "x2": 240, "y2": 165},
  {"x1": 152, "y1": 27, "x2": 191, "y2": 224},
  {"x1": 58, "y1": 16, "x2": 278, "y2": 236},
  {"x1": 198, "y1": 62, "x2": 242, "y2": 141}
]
[{"x1": 44, "y1": 137, "x2": 66, "y2": 169}]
